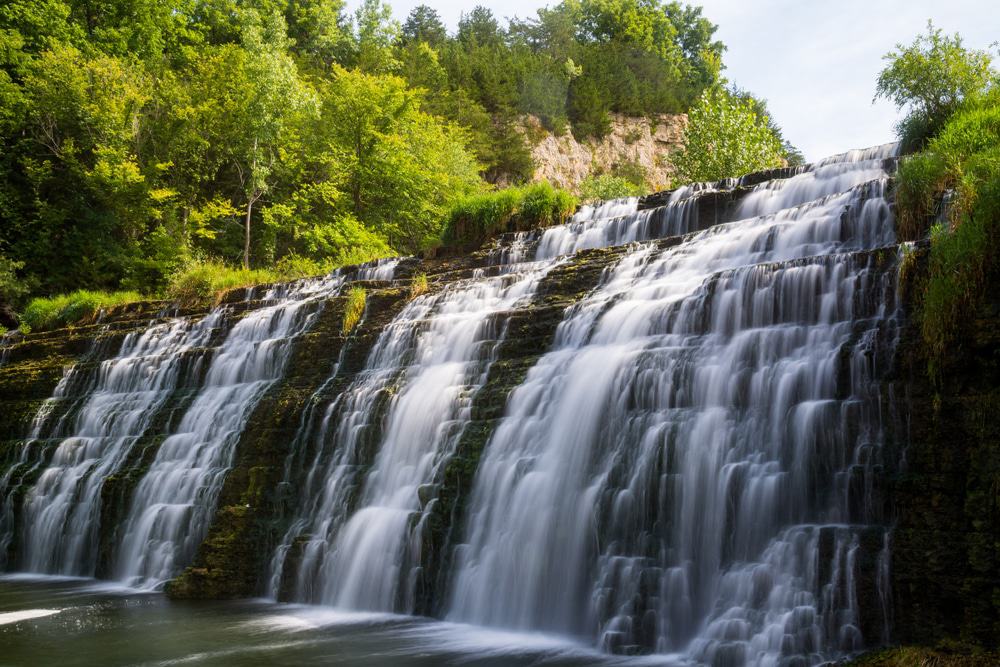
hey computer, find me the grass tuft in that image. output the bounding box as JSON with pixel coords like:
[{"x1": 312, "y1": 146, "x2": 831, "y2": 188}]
[{"x1": 342, "y1": 287, "x2": 366, "y2": 334}]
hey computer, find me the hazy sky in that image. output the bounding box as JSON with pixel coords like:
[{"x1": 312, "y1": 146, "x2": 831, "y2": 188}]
[{"x1": 348, "y1": 0, "x2": 997, "y2": 161}]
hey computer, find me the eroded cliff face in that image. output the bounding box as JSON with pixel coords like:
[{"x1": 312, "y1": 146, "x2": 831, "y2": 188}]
[{"x1": 522, "y1": 112, "x2": 687, "y2": 192}]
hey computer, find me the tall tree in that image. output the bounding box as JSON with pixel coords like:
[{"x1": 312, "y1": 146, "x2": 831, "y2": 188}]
[{"x1": 401, "y1": 5, "x2": 446, "y2": 47}]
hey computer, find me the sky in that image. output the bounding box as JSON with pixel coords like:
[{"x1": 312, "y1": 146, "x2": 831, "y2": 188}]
[{"x1": 347, "y1": 0, "x2": 997, "y2": 161}]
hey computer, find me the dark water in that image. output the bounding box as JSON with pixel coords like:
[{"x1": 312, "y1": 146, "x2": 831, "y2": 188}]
[{"x1": 0, "y1": 577, "x2": 668, "y2": 667}]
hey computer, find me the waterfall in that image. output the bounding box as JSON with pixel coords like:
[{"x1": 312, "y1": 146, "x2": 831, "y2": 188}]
[
  {"x1": 113, "y1": 275, "x2": 343, "y2": 588},
  {"x1": 0, "y1": 352, "x2": 91, "y2": 569},
  {"x1": 267, "y1": 258, "x2": 553, "y2": 610},
  {"x1": 12, "y1": 316, "x2": 221, "y2": 576},
  {"x1": 0, "y1": 146, "x2": 906, "y2": 667},
  {"x1": 494, "y1": 143, "x2": 898, "y2": 265},
  {"x1": 447, "y1": 148, "x2": 900, "y2": 664}
]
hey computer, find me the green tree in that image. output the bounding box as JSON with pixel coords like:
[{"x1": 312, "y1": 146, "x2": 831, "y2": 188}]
[
  {"x1": 401, "y1": 5, "x2": 446, "y2": 47},
  {"x1": 226, "y1": 19, "x2": 312, "y2": 268},
  {"x1": 457, "y1": 7, "x2": 503, "y2": 47},
  {"x1": 285, "y1": 0, "x2": 351, "y2": 68},
  {"x1": 671, "y1": 88, "x2": 784, "y2": 183},
  {"x1": 354, "y1": 0, "x2": 399, "y2": 73},
  {"x1": 876, "y1": 21, "x2": 997, "y2": 148},
  {"x1": 312, "y1": 66, "x2": 481, "y2": 251},
  {"x1": 12, "y1": 45, "x2": 155, "y2": 292}
]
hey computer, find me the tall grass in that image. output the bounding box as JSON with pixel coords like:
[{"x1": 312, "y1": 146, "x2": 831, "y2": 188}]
[
  {"x1": 410, "y1": 273, "x2": 429, "y2": 298},
  {"x1": 166, "y1": 256, "x2": 332, "y2": 304},
  {"x1": 21, "y1": 289, "x2": 145, "y2": 331},
  {"x1": 441, "y1": 182, "x2": 577, "y2": 249},
  {"x1": 18, "y1": 256, "x2": 340, "y2": 331}
]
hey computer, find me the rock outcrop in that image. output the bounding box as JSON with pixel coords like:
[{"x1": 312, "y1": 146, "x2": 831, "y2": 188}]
[{"x1": 522, "y1": 112, "x2": 686, "y2": 192}]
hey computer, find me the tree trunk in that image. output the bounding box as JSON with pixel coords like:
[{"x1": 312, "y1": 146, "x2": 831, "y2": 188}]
[{"x1": 244, "y1": 199, "x2": 253, "y2": 269}]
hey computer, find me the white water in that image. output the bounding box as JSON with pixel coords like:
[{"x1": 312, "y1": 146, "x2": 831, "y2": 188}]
[
  {"x1": 17, "y1": 316, "x2": 221, "y2": 576},
  {"x1": 500, "y1": 143, "x2": 899, "y2": 264},
  {"x1": 448, "y1": 148, "x2": 899, "y2": 664},
  {"x1": 269, "y1": 258, "x2": 554, "y2": 610},
  {"x1": 1, "y1": 149, "x2": 904, "y2": 666},
  {"x1": 113, "y1": 275, "x2": 345, "y2": 588}
]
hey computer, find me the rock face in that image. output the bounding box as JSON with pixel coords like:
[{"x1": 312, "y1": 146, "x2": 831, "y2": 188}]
[
  {"x1": 523, "y1": 112, "x2": 687, "y2": 192},
  {"x1": 889, "y1": 248, "x2": 1000, "y2": 649}
]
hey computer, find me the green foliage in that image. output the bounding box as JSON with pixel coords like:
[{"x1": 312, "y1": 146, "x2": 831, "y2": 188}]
[
  {"x1": 442, "y1": 182, "x2": 577, "y2": 248},
  {"x1": 579, "y1": 174, "x2": 644, "y2": 202},
  {"x1": 342, "y1": 286, "x2": 366, "y2": 333},
  {"x1": 166, "y1": 259, "x2": 282, "y2": 305},
  {"x1": 875, "y1": 21, "x2": 997, "y2": 150},
  {"x1": 0, "y1": 256, "x2": 28, "y2": 305},
  {"x1": 305, "y1": 66, "x2": 482, "y2": 253},
  {"x1": 21, "y1": 289, "x2": 144, "y2": 331},
  {"x1": 671, "y1": 88, "x2": 784, "y2": 183},
  {"x1": 895, "y1": 90, "x2": 1000, "y2": 375},
  {"x1": 410, "y1": 273, "x2": 428, "y2": 297},
  {"x1": 401, "y1": 6, "x2": 446, "y2": 46},
  {"x1": 0, "y1": 0, "x2": 738, "y2": 308}
]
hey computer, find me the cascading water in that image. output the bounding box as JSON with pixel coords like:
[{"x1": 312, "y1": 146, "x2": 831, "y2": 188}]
[
  {"x1": 268, "y1": 257, "x2": 554, "y2": 611},
  {"x1": 0, "y1": 349, "x2": 95, "y2": 569},
  {"x1": 497, "y1": 143, "x2": 898, "y2": 265},
  {"x1": 17, "y1": 315, "x2": 222, "y2": 576},
  {"x1": 447, "y1": 147, "x2": 900, "y2": 664},
  {"x1": 0, "y1": 147, "x2": 907, "y2": 667},
  {"x1": 113, "y1": 275, "x2": 344, "y2": 588}
]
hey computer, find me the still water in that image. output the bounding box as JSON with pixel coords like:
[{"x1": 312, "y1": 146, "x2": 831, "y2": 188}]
[{"x1": 0, "y1": 576, "x2": 670, "y2": 666}]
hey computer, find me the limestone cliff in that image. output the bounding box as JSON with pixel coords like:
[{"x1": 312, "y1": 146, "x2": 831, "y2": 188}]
[{"x1": 522, "y1": 112, "x2": 687, "y2": 192}]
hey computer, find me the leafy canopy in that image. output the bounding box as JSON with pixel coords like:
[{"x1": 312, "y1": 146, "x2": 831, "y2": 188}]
[
  {"x1": 671, "y1": 88, "x2": 784, "y2": 183},
  {"x1": 875, "y1": 21, "x2": 997, "y2": 148}
]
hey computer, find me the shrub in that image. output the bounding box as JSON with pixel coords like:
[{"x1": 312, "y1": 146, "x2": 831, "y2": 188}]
[
  {"x1": 273, "y1": 254, "x2": 334, "y2": 281},
  {"x1": 579, "y1": 174, "x2": 645, "y2": 202},
  {"x1": 441, "y1": 182, "x2": 577, "y2": 249},
  {"x1": 670, "y1": 88, "x2": 784, "y2": 183},
  {"x1": 410, "y1": 273, "x2": 428, "y2": 298},
  {"x1": 342, "y1": 287, "x2": 366, "y2": 334},
  {"x1": 0, "y1": 256, "x2": 28, "y2": 306},
  {"x1": 20, "y1": 289, "x2": 145, "y2": 331}
]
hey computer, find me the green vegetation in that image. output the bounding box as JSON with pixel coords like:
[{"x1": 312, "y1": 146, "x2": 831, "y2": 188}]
[
  {"x1": 410, "y1": 273, "x2": 429, "y2": 298},
  {"x1": 849, "y1": 647, "x2": 1000, "y2": 666},
  {"x1": 896, "y1": 90, "x2": 1000, "y2": 374},
  {"x1": 164, "y1": 258, "x2": 325, "y2": 305},
  {"x1": 342, "y1": 286, "x2": 367, "y2": 333},
  {"x1": 441, "y1": 182, "x2": 577, "y2": 249},
  {"x1": 20, "y1": 290, "x2": 144, "y2": 332},
  {"x1": 0, "y1": 0, "x2": 803, "y2": 324},
  {"x1": 670, "y1": 88, "x2": 785, "y2": 183},
  {"x1": 875, "y1": 21, "x2": 998, "y2": 151},
  {"x1": 579, "y1": 174, "x2": 646, "y2": 202},
  {"x1": 884, "y1": 24, "x2": 998, "y2": 378}
]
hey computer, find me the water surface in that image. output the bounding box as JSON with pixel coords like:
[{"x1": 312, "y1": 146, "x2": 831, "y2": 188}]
[{"x1": 0, "y1": 577, "x2": 667, "y2": 666}]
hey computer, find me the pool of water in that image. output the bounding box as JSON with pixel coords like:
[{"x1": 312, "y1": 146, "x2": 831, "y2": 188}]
[{"x1": 0, "y1": 576, "x2": 677, "y2": 666}]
